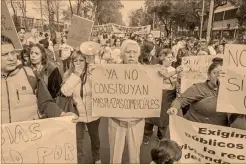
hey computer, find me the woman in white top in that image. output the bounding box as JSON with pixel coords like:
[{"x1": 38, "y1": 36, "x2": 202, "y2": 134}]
[
  {"x1": 109, "y1": 37, "x2": 122, "y2": 64},
  {"x1": 59, "y1": 36, "x2": 74, "y2": 72},
  {"x1": 143, "y1": 49, "x2": 183, "y2": 144},
  {"x1": 61, "y1": 50, "x2": 101, "y2": 164},
  {"x1": 27, "y1": 29, "x2": 39, "y2": 46}
]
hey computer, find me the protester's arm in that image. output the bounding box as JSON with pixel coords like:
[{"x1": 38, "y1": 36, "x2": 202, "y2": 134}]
[
  {"x1": 36, "y1": 78, "x2": 63, "y2": 118},
  {"x1": 48, "y1": 68, "x2": 62, "y2": 98},
  {"x1": 228, "y1": 114, "x2": 246, "y2": 130},
  {"x1": 61, "y1": 73, "x2": 81, "y2": 97},
  {"x1": 171, "y1": 84, "x2": 203, "y2": 110}
]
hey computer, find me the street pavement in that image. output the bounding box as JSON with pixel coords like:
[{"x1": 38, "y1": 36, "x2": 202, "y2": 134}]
[{"x1": 82, "y1": 118, "x2": 160, "y2": 164}]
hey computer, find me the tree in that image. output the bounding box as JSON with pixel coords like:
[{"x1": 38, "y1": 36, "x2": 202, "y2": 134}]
[
  {"x1": 236, "y1": 0, "x2": 246, "y2": 29},
  {"x1": 6, "y1": 0, "x2": 22, "y2": 31},
  {"x1": 149, "y1": 1, "x2": 174, "y2": 37},
  {"x1": 62, "y1": 0, "x2": 93, "y2": 21},
  {"x1": 129, "y1": 8, "x2": 153, "y2": 27},
  {"x1": 94, "y1": 0, "x2": 124, "y2": 25}
]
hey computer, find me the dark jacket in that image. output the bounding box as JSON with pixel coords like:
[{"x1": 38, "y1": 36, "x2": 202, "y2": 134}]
[
  {"x1": 36, "y1": 62, "x2": 62, "y2": 98},
  {"x1": 172, "y1": 81, "x2": 230, "y2": 126},
  {"x1": 138, "y1": 55, "x2": 161, "y2": 65}
]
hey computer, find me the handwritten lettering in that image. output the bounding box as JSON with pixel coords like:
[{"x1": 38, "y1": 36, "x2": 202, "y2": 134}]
[
  {"x1": 64, "y1": 143, "x2": 75, "y2": 161},
  {"x1": 2, "y1": 123, "x2": 42, "y2": 145},
  {"x1": 93, "y1": 83, "x2": 149, "y2": 95},
  {"x1": 37, "y1": 147, "x2": 53, "y2": 163},
  {"x1": 93, "y1": 97, "x2": 160, "y2": 110},
  {"x1": 228, "y1": 49, "x2": 246, "y2": 67},
  {"x1": 10, "y1": 150, "x2": 23, "y2": 164},
  {"x1": 106, "y1": 69, "x2": 118, "y2": 80},
  {"x1": 227, "y1": 76, "x2": 245, "y2": 92},
  {"x1": 125, "y1": 69, "x2": 139, "y2": 80}
]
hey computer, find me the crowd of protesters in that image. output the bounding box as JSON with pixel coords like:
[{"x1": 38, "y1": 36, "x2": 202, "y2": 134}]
[{"x1": 1, "y1": 26, "x2": 246, "y2": 164}]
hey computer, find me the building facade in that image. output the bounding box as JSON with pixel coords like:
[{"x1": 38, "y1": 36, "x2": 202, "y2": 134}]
[{"x1": 212, "y1": 1, "x2": 239, "y2": 39}]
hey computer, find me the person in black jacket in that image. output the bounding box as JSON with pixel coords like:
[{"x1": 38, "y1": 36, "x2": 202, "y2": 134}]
[
  {"x1": 139, "y1": 41, "x2": 161, "y2": 65},
  {"x1": 29, "y1": 43, "x2": 62, "y2": 98}
]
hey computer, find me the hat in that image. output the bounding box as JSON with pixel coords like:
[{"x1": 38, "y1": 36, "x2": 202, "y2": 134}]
[{"x1": 80, "y1": 41, "x2": 101, "y2": 56}]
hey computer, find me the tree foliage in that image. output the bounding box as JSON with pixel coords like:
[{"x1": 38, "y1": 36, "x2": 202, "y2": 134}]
[
  {"x1": 129, "y1": 8, "x2": 153, "y2": 27},
  {"x1": 62, "y1": 0, "x2": 124, "y2": 25},
  {"x1": 236, "y1": 0, "x2": 246, "y2": 28}
]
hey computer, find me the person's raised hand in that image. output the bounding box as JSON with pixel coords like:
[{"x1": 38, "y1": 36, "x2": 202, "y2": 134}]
[{"x1": 167, "y1": 107, "x2": 179, "y2": 115}]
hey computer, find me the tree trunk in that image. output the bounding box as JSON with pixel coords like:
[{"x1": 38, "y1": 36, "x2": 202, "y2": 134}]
[
  {"x1": 21, "y1": 0, "x2": 27, "y2": 30},
  {"x1": 47, "y1": 0, "x2": 56, "y2": 43},
  {"x1": 69, "y1": 0, "x2": 73, "y2": 15},
  {"x1": 10, "y1": 0, "x2": 19, "y2": 30}
]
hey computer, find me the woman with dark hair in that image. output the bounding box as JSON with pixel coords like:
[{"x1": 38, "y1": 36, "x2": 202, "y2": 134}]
[
  {"x1": 30, "y1": 44, "x2": 62, "y2": 98},
  {"x1": 151, "y1": 139, "x2": 182, "y2": 164},
  {"x1": 216, "y1": 44, "x2": 224, "y2": 55},
  {"x1": 197, "y1": 47, "x2": 210, "y2": 56},
  {"x1": 20, "y1": 45, "x2": 31, "y2": 66},
  {"x1": 139, "y1": 41, "x2": 161, "y2": 65},
  {"x1": 61, "y1": 50, "x2": 101, "y2": 164},
  {"x1": 167, "y1": 59, "x2": 230, "y2": 127},
  {"x1": 110, "y1": 37, "x2": 122, "y2": 64}
]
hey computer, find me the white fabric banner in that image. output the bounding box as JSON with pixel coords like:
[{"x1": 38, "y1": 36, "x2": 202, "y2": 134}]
[
  {"x1": 1, "y1": 117, "x2": 77, "y2": 164},
  {"x1": 170, "y1": 115, "x2": 246, "y2": 164}
]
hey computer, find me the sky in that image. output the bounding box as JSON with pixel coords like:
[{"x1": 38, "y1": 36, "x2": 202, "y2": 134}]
[{"x1": 7, "y1": 0, "x2": 145, "y2": 26}]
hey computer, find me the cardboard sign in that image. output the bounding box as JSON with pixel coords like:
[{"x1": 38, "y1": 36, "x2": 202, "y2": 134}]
[
  {"x1": 170, "y1": 115, "x2": 246, "y2": 164},
  {"x1": 67, "y1": 15, "x2": 94, "y2": 48},
  {"x1": 181, "y1": 55, "x2": 223, "y2": 93},
  {"x1": 1, "y1": 0, "x2": 22, "y2": 50},
  {"x1": 92, "y1": 64, "x2": 163, "y2": 118},
  {"x1": 1, "y1": 117, "x2": 77, "y2": 164},
  {"x1": 217, "y1": 44, "x2": 246, "y2": 114}
]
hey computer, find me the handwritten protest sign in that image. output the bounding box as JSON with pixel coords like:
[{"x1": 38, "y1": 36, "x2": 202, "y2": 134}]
[
  {"x1": 1, "y1": 117, "x2": 77, "y2": 164},
  {"x1": 67, "y1": 15, "x2": 94, "y2": 48},
  {"x1": 92, "y1": 64, "x2": 163, "y2": 118},
  {"x1": 181, "y1": 55, "x2": 223, "y2": 93},
  {"x1": 1, "y1": 0, "x2": 22, "y2": 50},
  {"x1": 170, "y1": 115, "x2": 246, "y2": 164},
  {"x1": 217, "y1": 44, "x2": 246, "y2": 114}
]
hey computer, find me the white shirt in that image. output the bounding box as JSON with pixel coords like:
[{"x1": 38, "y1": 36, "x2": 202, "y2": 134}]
[
  {"x1": 208, "y1": 46, "x2": 217, "y2": 55},
  {"x1": 161, "y1": 66, "x2": 177, "y2": 90},
  {"x1": 59, "y1": 43, "x2": 73, "y2": 60}
]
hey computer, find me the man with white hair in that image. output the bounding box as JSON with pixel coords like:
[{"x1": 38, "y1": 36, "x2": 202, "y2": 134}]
[{"x1": 108, "y1": 39, "x2": 144, "y2": 164}]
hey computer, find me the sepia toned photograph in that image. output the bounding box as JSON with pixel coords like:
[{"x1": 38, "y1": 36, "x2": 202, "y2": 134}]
[{"x1": 1, "y1": 0, "x2": 246, "y2": 164}]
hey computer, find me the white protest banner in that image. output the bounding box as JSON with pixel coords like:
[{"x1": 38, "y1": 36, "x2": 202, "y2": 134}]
[
  {"x1": 1, "y1": 117, "x2": 77, "y2": 164},
  {"x1": 170, "y1": 115, "x2": 246, "y2": 164},
  {"x1": 151, "y1": 31, "x2": 160, "y2": 38},
  {"x1": 67, "y1": 15, "x2": 94, "y2": 48},
  {"x1": 92, "y1": 64, "x2": 162, "y2": 118},
  {"x1": 181, "y1": 55, "x2": 223, "y2": 93},
  {"x1": 1, "y1": 0, "x2": 22, "y2": 50},
  {"x1": 217, "y1": 44, "x2": 246, "y2": 114}
]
